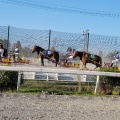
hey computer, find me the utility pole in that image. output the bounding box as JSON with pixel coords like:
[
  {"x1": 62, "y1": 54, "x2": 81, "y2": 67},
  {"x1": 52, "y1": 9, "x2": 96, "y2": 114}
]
[
  {"x1": 48, "y1": 29, "x2": 51, "y2": 50},
  {"x1": 83, "y1": 29, "x2": 89, "y2": 52},
  {"x1": 7, "y1": 26, "x2": 10, "y2": 51}
]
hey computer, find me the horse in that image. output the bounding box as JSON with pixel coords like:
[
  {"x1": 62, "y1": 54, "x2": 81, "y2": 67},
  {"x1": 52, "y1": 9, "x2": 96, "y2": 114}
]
[
  {"x1": 73, "y1": 51, "x2": 102, "y2": 70},
  {"x1": 32, "y1": 45, "x2": 59, "y2": 67}
]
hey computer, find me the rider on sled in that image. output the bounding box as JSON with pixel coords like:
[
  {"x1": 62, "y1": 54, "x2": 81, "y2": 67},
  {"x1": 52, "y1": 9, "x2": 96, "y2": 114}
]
[
  {"x1": 13, "y1": 45, "x2": 20, "y2": 62},
  {"x1": 111, "y1": 51, "x2": 120, "y2": 67},
  {"x1": 66, "y1": 49, "x2": 76, "y2": 63}
]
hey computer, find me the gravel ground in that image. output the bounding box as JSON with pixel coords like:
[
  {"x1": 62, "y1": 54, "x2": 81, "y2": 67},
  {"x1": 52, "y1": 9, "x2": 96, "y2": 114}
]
[
  {"x1": 0, "y1": 58, "x2": 120, "y2": 120},
  {"x1": 0, "y1": 93, "x2": 120, "y2": 120}
]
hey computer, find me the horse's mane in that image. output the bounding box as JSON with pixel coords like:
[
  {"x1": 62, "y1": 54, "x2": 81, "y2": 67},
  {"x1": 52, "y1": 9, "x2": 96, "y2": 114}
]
[{"x1": 36, "y1": 45, "x2": 45, "y2": 51}]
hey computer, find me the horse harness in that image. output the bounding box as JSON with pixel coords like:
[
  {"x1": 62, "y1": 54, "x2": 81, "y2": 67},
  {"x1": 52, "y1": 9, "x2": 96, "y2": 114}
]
[
  {"x1": 83, "y1": 53, "x2": 102, "y2": 67},
  {"x1": 39, "y1": 49, "x2": 52, "y2": 57}
]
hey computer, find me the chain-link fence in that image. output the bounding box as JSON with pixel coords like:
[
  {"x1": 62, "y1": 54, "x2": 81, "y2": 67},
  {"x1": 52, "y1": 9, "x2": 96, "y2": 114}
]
[{"x1": 0, "y1": 26, "x2": 120, "y2": 60}]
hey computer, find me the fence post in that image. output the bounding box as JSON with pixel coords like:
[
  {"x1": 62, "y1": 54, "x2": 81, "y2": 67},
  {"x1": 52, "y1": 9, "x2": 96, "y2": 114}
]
[
  {"x1": 7, "y1": 26, "x2": 10, "y2": 51},
  {"x1": 17, "y1": 71, "x2": 21, "y2": 92},
  {"x1": 47, "y1": 73, "x2": 49, "y2": 81},
  {"x1": 48, "y1": 29, "x2": 51, "y2": 50},
  {"x1": 94, "y1": 75, "x2": 100, "y2": 94},
  {"x1": 55, "y1": 73, "x2": 58, "y2": 80},
  {"x1": 77, "y1": 75, "x2": 81, "y2": 93}
]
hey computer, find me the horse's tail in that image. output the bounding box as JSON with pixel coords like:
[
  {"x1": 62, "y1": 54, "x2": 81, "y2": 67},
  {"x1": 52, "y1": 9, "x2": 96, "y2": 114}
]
[
  {"x1": 56, "y1": 52, "x2": 59, "y2": 63},
  {"x1": 99, "y1": 56, "x2": 102, "y2": 67}
]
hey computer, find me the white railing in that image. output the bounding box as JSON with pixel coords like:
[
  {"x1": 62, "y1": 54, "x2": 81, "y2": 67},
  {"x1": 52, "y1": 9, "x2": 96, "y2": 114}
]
[
  {"x1": 0, "y1": 66, "x2": 120, "y2": 94},
  {"x1": 22, "y1": 72, "x2": 90, "y2": 82}
]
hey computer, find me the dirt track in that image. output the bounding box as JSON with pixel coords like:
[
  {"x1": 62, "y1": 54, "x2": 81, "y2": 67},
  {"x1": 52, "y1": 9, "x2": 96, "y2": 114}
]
[
  {"x1": 1, "y1": 58, "x2": 120, "y2": 120},
  {"x1": 0, "y1": 93, "x2": 120, "y2": 120}
]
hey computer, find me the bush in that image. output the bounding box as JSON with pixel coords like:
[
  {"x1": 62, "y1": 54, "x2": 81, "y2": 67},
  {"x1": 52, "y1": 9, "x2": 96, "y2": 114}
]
[
  {"x1": 0, "y1": 71, "x2": 18, "y2": 92},
  {"x1": 98, "y1": 67, "x2": 120, "y2": 94}
]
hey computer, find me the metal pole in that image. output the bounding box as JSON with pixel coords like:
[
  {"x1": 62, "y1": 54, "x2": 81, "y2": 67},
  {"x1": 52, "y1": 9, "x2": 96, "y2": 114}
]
[
  {"x1": 83, "y1": 31, "x2": 85, "y2": 52},
  {"x1": 48, "y1": 29, "x2": 51, "y2": 50},
  {"x1": 87, "y1": 32, "x2": 89, "y2": 52},
  {"x1": 83, "y1": 29, "x2": 89, "y2": 52},
  {"x1": 7, "y1": 26, "x2": 10, "y2": 51}
]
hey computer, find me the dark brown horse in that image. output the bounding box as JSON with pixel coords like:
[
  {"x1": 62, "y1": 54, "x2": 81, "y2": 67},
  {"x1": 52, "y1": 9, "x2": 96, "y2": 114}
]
[
  {"x1": 74, "y1": 51, "x2": 102, "y2": 70},
  {"x1": 32, "y1": 45, "x2": 59, "y2": 67}
]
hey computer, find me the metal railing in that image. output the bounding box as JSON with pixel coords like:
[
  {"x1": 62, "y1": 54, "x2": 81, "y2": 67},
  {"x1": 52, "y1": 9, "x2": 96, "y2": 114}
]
[{"x1": 0, "y1": 66, "x2": 120, "y2": 94}]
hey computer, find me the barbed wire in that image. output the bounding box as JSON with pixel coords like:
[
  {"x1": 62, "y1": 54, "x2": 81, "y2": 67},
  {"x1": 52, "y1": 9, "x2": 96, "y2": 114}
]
[{"x1": 1, "y1": 0, "x2": 120, "y2": 18}]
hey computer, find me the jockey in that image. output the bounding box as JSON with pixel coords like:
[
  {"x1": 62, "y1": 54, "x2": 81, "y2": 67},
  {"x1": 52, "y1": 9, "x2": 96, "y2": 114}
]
[
  {"x1": 66, "y1": 49, "x2": 76, "y2": 63},
  {"x1": 0, "y1": 43, "x2": 4, "y2": 57},
  {"x1": 111, "y1": 51, "x2": 120, "y2": 67},
  {"x1": 13, "y1": 45, "x2": 20, "y2": 61},
  {"x1": 14, "y1": 45, "x2": 19, "y2": 55}
]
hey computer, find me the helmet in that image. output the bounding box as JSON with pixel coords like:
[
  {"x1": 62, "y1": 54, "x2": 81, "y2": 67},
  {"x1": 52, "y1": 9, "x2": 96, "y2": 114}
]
[{"x1": 114, "y1": 50, "x2": 118, "y2": 54}]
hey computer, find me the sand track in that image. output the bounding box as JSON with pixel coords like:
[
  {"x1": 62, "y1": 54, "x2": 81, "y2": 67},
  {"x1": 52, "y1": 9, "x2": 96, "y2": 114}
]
[{"x1": 0, "y1": 93, "x2": 120, "y2": 120}]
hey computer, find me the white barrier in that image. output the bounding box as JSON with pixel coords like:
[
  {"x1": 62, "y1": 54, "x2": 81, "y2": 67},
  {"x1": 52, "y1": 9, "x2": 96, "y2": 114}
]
[
  {"x1": 22, "y1": 72, "x2": 89, "y2": 82},
  {"x1": 0, "y1": 66, "x2": 120, "y2": 94}
]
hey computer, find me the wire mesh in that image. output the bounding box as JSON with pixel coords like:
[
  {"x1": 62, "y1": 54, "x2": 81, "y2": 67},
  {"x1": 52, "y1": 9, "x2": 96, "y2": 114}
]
[{"x1": 0, "y1": 26, "x2": 120, "y2": 59}]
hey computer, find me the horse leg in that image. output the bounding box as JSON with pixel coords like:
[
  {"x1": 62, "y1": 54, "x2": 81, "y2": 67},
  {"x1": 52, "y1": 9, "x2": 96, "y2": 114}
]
[
  {"x1": 82, "y1": 59, "x2": 88, "y2": 70},
  {"x1": 55, "y1": 60, "x2": 57, "y2": 67},
  {"x1": 111, "y1": 63, "x2": 113, "y2": 67},
  {"x1": 82, "y1": 63, "x2": 87, "y2": 70},
  {"x1": 55, "y1": 59, "x2": 58, "y2": 67},
  {"x1": 94, "y1": 67, "x2": 97, "y2": 70},
  {"x1": 54, "y1": 54, "x2": 59, "y2": 67},
  {"x1": 84, "y1": 64, "x2": 89, "y2": 70},
  {"x1": 41, "y1": 56, "x2": 44, "y2": 66},
  {"x1": 94, "y1": 63, "x2": 101, "y2": 70},
  {"x1": 55, "y1": 58, "x2": 59, "y2": 67}
]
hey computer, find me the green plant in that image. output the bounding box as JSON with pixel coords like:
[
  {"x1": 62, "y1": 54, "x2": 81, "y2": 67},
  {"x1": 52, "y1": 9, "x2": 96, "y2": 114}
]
[
  {"x1": 0, "y1": 71, "x2": 18, "y2": 92},
  {"x1": 98, "y1": 67, "x2": 120, "y2": 94}
]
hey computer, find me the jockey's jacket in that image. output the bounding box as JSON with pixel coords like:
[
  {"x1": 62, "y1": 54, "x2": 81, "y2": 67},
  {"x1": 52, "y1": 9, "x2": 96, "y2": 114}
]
[
  {"x1": 114, "y1": 54, "x2": 120, "y2": 59},
  {"x1": 69, "y1": 52, "x2": 75, "y2": 56},
  {"x1": 15, "y1": 48, "x2": 19, "y2": 54}
]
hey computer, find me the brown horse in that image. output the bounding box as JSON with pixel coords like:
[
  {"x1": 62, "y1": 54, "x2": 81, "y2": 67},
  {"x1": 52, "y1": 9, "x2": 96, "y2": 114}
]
[
  {"x1": 32, "y1": 45, "x2": 59, "y2": 67},
  {"x1": 74, "y1": 51, "x2": 102, "y2": 70}
]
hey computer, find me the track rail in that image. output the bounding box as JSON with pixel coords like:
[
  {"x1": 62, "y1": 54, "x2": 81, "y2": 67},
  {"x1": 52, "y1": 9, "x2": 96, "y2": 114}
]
[{"x1": 0, "y1": 66, "x2": 120, "y2": 94}]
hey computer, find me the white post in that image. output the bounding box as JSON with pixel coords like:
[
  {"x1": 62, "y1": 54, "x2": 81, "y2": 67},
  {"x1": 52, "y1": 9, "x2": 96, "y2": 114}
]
[
  {"x1": 17, "y1": 71, "x2": 21, "y2": 92},
  {"x1": 95, "y1": 75, "x2": 100, "y2": 94},
  {"x1": 77, "y1": 75, "x2": 81, "y2": 93},
  {"x1": 55, "y1": 73, "x2": 58, "y2": 80},
  {"x1": 47, "y1": 73, "x2": 49, "y2": 81}
]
